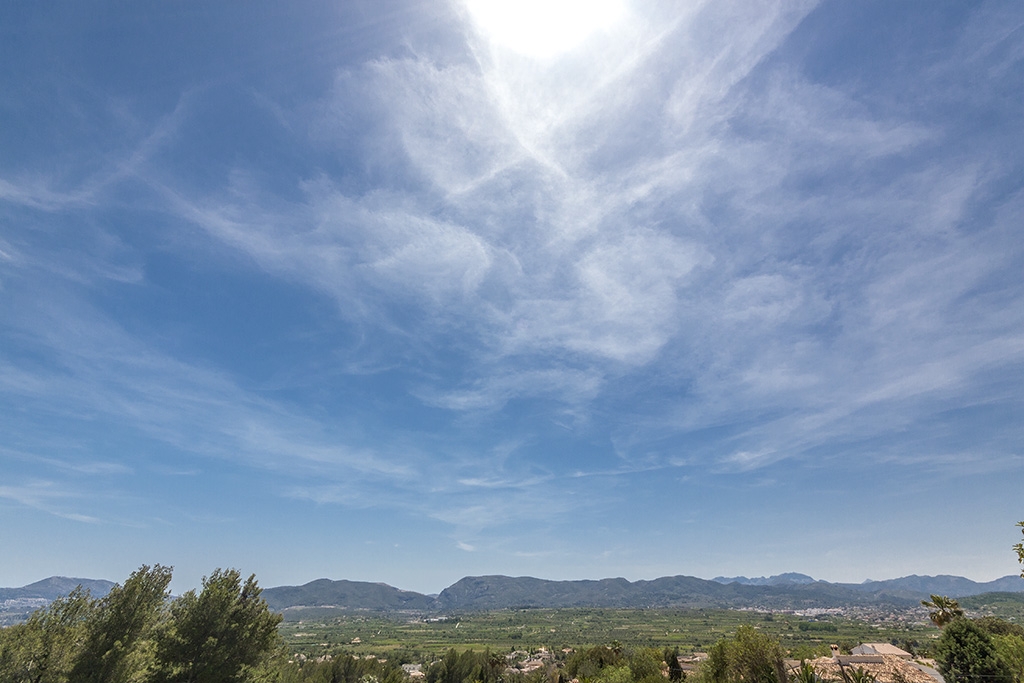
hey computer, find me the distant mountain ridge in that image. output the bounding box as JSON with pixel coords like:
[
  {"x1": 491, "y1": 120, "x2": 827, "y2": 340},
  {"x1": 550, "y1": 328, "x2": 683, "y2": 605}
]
[
  {"x1": 712, "y1": 573, "x2": 817, "y2": 586},
  {"x1": 5, "y1": 573, "x2": 1023, "y2": 619},
  {"x1": 262, "y1": 572, "x2": 1024, "y2": 613},
  {"x1": 261, "y1": 579, "x2": 437, "y2": 612},
  {"x1": 852, "y1": 574, "x2": 1024, "y2": 596},
  {"x1": 711, "y1": 573, "x2": 1024, "y2": 598},
  {"x1": 0, "y1": 576, "x2": 115, "y2": 602}
]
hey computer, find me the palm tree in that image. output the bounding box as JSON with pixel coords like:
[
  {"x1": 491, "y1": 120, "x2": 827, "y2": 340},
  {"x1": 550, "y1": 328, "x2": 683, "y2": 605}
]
[
  {"x1": 794, "y1": 661, "x2": 833, "y2": 683},
  {"x1": 847, "y1": 667, "x2": 876, "y2": 683},
  {"x1": 921, "y1": 595, "x2": 964, "y2": 628},
  {"x1": 1014, "y1": 521, "x2": 1023, "y2": 579}
]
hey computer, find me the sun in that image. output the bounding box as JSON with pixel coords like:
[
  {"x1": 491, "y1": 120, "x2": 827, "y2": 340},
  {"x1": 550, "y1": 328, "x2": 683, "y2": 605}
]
[{"x1": 465, "y1": 0, "x2": 625, "y2": 60}]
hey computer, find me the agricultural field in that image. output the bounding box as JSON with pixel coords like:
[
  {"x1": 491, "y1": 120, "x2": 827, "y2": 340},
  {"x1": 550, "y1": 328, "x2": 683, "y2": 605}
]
[{"x1": 278, "y1": 608, "x2": 939, "y2": 663}]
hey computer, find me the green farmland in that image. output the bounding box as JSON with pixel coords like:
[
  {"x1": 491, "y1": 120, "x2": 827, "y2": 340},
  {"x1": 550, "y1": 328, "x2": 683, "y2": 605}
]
[{"x1": 279, "y1": 608, "x2": 938, "y2": 663}]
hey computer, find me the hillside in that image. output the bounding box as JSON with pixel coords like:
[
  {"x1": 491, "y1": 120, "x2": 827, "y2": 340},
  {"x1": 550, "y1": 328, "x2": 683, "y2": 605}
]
[
  {"x1": 5, "y1": 572, "x2": 1023, "y2": 620},
  {"x1": 264, "y1": 572, "x2": 1024, "y2": 612},
  {"x1": 713, "y1": 574, "x2": 1024, "y2": 601},
  {"x1": 435, "y1": 574, "x2": 916, "y2": 610},
  {"x1": 261, "y1": 579, "x2": 437, "y2": 612},
  {"x1": 0, "y1": 576, "x2": 115, "y2": 602}
]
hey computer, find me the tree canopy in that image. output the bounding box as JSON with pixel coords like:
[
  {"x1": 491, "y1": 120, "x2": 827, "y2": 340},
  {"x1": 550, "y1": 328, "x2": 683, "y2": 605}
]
[
  {"x1": 935, "y1": 618, "x2": 1014, "y2": 683},
  {"x1": 152, "y1": 568, "x2": 282, "y2": 683},
  {"x1": 71, "y1": 564, "x2": 173, "y2": 683},
  {"x1": 699, "y1": 625, "x2": 786, "y2": 683},
  {"x1": 0, "y1": 565, "x2": 280, "y2": 683}
]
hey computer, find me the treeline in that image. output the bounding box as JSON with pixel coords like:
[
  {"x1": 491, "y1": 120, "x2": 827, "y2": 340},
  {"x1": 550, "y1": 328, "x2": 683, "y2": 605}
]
[
  {"x1": 416, "y1": 644, "x2": 682, "y2": 683},
  {"x1": 275, "y1": 652, "x2": 408, "y2": 683},
  {"x1": 0, "y1": 565, "x2": 281, "y2": 683}
]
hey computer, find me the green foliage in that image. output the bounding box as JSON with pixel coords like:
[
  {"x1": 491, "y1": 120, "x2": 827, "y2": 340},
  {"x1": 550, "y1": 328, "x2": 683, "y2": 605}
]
[
  {"x1": 562, "y1": 645, "x2": 668, "y2": 683},
  {"x1": 595, "y1": 664, "x2": 633, "y2": 683},
  {"x1": 991, "y1": 635, "x2": 1024, "y2": 683},
  {"x1": 665, "y1": 647, "x2": 685, "y2": 682},
  {"x1": 921, "y1": 596, "x2": 964, "y2": 628},
  {"x1": 71, "y1": 564, "x2": 173, "y2": 683},
  {"x1": 0, "y1": 565, "x2": 281, "y2": 683},
  {"x1": 973, "y1": 618, "x2": 1024, "y2": 639},
  {"x1": 792, "y1": 661, "x2": 818, "y2": 683},
  {"x1": 935, "y1": 618, "x2": 1014, "y2": 683},
  {"x1": 788, "y1": 645, "x2": 832, "y2": 662},
  {"x1": 152, "y1": 568, "x2": 282, "y2": 683},
  {"x1": 698, "y1": 625, "x2": 785, "y2": 683},
  {"x1": 425, "y1": 648, "x2": 508, "y2": 683},
  {"x1": 959, "y1": 594, "x2": 1024, "y2": 623},
  {"x1": 702, "y1": 639, "x2": 730, "y2": 683},
  {"x1": 627, "y1": 647, "x2": 663, "y2": 683},
  {"x1": 565, "y1": 646, "x2": 625, "y2": 681},
  {"x1": 273, "y1": 651, "x2": 408, "y2": 683},
  {"x1": 898, "y1": 639, "x2": 920, "y2": 658},
  {"x1": 279, "y1": 607, "x2": 928, "y2": 661},
  {"x1": 1015, "y1": 522, "x2": 1024, "y2": 579},
  {"x1": 0, "y1": 587, "x2": 95, "y2": 683},
  {"x1": 847, "y1": 668, "x2": 875, "y2": 683},
  {"x1": 792, "y1": 660, "x2": 832, "y2": 683}
]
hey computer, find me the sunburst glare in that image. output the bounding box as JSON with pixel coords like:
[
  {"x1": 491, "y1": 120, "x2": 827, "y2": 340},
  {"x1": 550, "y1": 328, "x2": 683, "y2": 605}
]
[{"x1": 465, "y1": 0, "x2": 625, "y2": 59}]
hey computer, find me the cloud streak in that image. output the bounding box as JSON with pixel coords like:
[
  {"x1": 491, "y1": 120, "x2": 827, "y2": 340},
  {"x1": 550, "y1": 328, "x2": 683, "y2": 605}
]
[{"x1": 1, "y1": 0, "x2": 1022, "y2": 586}]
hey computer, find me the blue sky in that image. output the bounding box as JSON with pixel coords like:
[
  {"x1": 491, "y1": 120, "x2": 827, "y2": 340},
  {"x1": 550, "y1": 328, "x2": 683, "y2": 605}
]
[{"x1": 1, "y1": 0, "x2": 1023, "y2": 595}]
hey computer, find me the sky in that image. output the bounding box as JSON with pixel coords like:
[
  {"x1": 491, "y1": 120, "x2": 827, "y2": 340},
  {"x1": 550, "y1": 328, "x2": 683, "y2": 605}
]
[{"x1": 1, "y1": 0, "x2": 1023, "y2": 596}]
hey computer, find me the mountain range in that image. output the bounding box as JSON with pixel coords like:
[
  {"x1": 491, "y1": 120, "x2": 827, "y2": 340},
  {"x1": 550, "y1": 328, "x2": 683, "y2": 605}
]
[
  {"x1": 3, "y1": 573, "x2": 1022, "y2": 620},
  {"x1": 265, "y1": 573, "x2": 1024, "y2": 612},
  {"x1": 711, "y1": 573, "x2": 1024, "y2": 595},
  {"x1": 407, "y1": 573, "x2": 1024, "y2": 612}
]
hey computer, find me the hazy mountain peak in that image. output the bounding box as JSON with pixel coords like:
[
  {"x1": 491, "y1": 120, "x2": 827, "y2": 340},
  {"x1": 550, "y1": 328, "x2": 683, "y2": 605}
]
[{"x1": 712, "y1": 573, "x2": 817, "y2": 586}]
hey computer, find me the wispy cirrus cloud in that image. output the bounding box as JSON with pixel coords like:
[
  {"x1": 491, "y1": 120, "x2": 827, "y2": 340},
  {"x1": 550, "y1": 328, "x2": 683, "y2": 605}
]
[
  {"x1": 0, "y1": 480, "x2": 100, "y2": 524},
  {"x1": 128, "y1": 1, "x2": 1022, "y2": 491},
  {"x1": 2, "y1": 0, "x2": 1022, "y2": 588}
]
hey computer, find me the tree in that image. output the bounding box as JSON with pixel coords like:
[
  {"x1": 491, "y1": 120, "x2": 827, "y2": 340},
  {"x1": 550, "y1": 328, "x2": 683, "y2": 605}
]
[
  {"x1": 973, "y1": 617, "x2": 1024, "y2": 639},
  {"x1": 793, "y1": 661, "x2": 832, "y2": 683},
  {"x1": 593, "y1": 665, "x2": 633, "y2": 683},
  {"x1": 628, "y1": 648, "x2": 665, "y2": 683},
  {"x1": 990, "y1": 634, "x2": 1024, "y2": 683},
  {"x1": 71, "y1": 563, "x2": 173, "y2": 683},
  {"x1": 700, "y1": 626, "x2": 786, "y2": 683},
  {"x1": 1015, "y1": 522, "x2": 1024, "y2": 579},
  {"x1": 665, "y1": 647, "x2": 685, "y2": 683},
  {"x1": 152, "y1": 568, "x2": 282, "y2": 683},
  {"x1": 0, "y1": 565, "x2": 283, "y2": 683},
  {"x1": 0, "y1": 586, "x2": 95, "y2": 683},
  {"x1": 921, "y1": 595, "x2": 964, "y2": 628},
  {"x1": 272, "y1": 651, "x2": 408, "y2": 683},
  {"x1": 565, "y1": 646, "x2": 625, "y2": 682},
  {"x1": 425, "y1": 648, "x2": 504, "y2": 683},
  {"x1": 935, "y1": 618, "x2": 1013, "y2": 683},
  {"x1": 847, "y1": 668, "x2": 875, "y2": 683}
]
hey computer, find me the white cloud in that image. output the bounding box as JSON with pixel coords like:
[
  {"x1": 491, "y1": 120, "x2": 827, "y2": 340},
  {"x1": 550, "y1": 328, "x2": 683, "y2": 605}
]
[
  {"x1": 3, "y1": 0, "x2": 1023, "y2": 568},
  {"x1": 0, "y1": 480, "x2": 100, "y2": 524},
  {"x1": 137, "y1": 2, "x2": 1022, "y2": 490}
]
